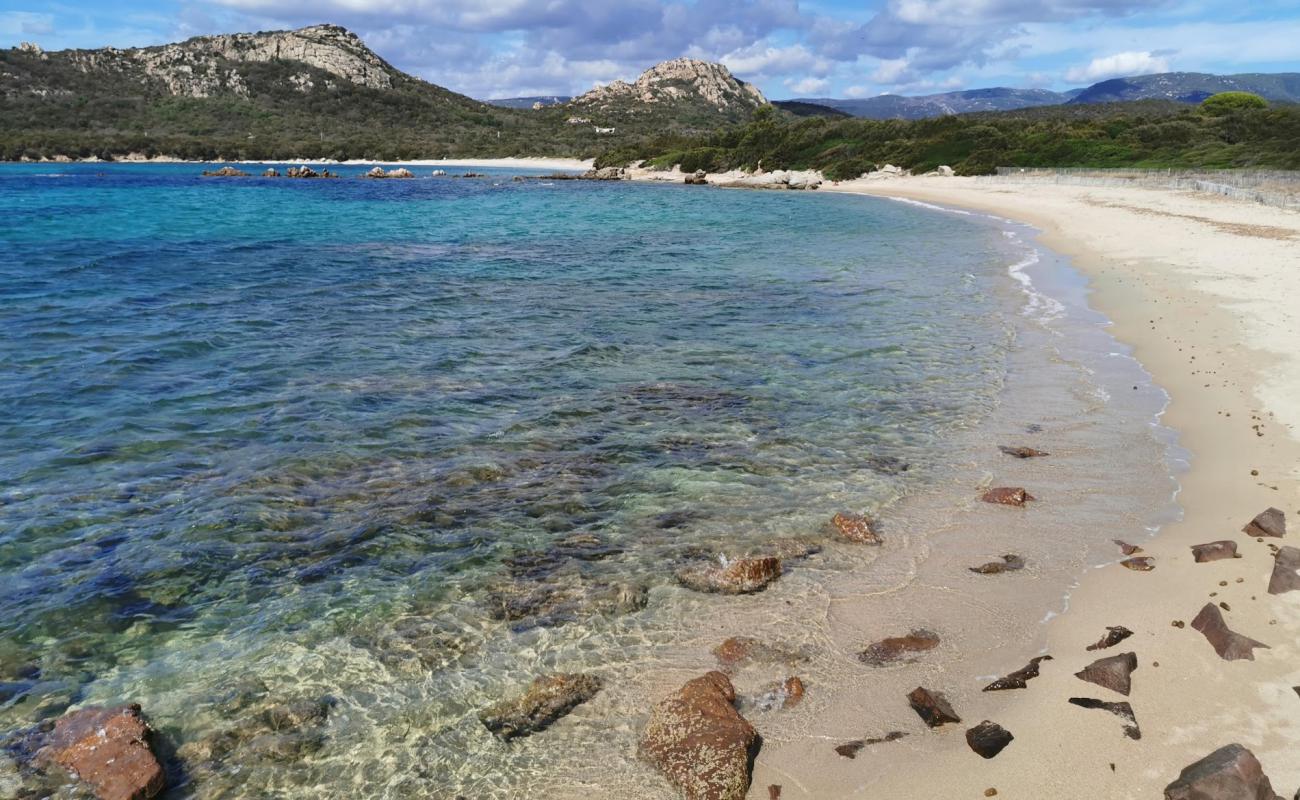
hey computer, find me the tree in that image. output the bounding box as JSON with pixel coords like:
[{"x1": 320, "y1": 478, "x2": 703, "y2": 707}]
[{"x1": 1201, "y1": 92, "x2": 1268, "y2": 115}]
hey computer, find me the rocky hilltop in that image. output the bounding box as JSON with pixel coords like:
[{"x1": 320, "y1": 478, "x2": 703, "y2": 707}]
[{"x1": 571, "y1": 58, "x2": 766, "y2": 112}]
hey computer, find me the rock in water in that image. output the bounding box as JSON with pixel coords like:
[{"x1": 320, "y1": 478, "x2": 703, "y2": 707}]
[
  {"x1": 1121, "y1": 556, "x2": 1156, "y2": 571},
  {"x1": 261, "y1": 168, "x2": 279, "y2": 177},
  {"x1": 835, "y1": 731, "x2": 907, "y2": 758},
  {"x1": 830, "y1": 512, "x2": 882, "y2": 544},
  {"x1": 1164, "y1": 743, "x2": 1284, "y2": 800},
  {"x1": 1190, "y1": 604, "x2": 1269, "y2": 661},
  {"x1": 676, "y1": 556, "x2": 782, "y2": 594},
  {"x1": 1243, "y1": 507, "x2": 1286, "y2": 538},
  {"x1": 364, "y1": 166, "x2": 387, "y2": 178},
  {"x1": 1068, "y1": 697, "x2": 1141, "y2": 740},
  {"x1": 907, "y1": 687, "x2": 961, "y2": 728},
  {"x1": 858, "y1": 630, "x2": 941, "y2": 666},
  {"x1": 966, "y1": 721, "x2": 1014, "y2": 759},
  {"x1": 969, "y1": 554, "x2": 1025, "y2": 574},
  {"x1": 981, "y1": 487, "x2": 1035, "y2": 506},
  {"x1": 1113, "y1": 540, "x2": 1144, "y2": 555},
  {"x1": 998, "y1": 446, "x2": 1049, "y2": 458},
  {"x1": 387, "y1": 167, "x2": 414, "y2": 178},
  {"x1": 201, "y1": 165, "x2": 248, "y2": 177},
  {"x1": 36, "y1": 704, "x2": 165, "y2": 800},
  {"x1": 639, "y1": 671, "x2": 759, "y2": 800},
  {"x1": 1191, "y1": 541, "x2": 1239, "y2": 563},
  {"x1": 1074, "y1": 652, "x2": 1138, "y2": 696},
  {"x1": 1267, "y1": 546, "x2": 1300, "y2": 594},
  {"x1": 983, "y1": 655, "x2": 1052, "y2": 691},
  {"x1": 711, "y1": 637, "x2": 803, "y2": 670},
  {"x1": 1087, "y1": 626, "x2": 1134, "y2": 651},
  {"x1": 478, "y1": 673, "x2": 602, "y2": 740}
]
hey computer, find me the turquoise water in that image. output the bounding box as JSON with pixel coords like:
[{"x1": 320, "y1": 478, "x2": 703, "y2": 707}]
[{"x1": 0, "y1": 164, "x2": 1025, "y2": 796}]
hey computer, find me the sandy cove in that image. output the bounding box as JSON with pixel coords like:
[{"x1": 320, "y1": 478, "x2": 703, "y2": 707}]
[{"x1": 729, "y1": 177, "x2": 1300, "y2": 798}]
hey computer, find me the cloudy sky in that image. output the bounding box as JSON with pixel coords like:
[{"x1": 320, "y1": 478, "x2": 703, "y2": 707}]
[{"x1": 2, "y1": 1, "x2": 1297, "y2": 99}]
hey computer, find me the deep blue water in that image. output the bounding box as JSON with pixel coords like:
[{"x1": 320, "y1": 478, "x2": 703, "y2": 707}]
[{"x1": 0, "y1": 163, "x2": 1023, "y2": 796}]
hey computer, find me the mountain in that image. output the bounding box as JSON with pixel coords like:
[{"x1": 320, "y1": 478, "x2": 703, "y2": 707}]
[
  {"x1": 795, "y1": 72, "x2": 1299, "y2": 120},
  {"x1": 1067, "y1": 72, "x2": 1300, "y2": 105},
  {"x1": 772, "y1": 100, "x2": 851, "y2": 118},
  {"x1": 487, "y1": 95, "x2": 571, "y2": 109},
  {"x1": 563, "y1": 58, "x2": 767, "y2": 130}
]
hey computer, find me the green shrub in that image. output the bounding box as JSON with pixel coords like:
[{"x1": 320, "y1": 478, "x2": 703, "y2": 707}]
[{"x1": 1201, "y1": 92, "x2": 1268, "y2": 114}]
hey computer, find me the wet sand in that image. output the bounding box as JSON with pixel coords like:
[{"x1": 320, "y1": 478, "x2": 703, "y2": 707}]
[{"x1": 762, "y1": 177, "x2": 1300, "y2": 798}]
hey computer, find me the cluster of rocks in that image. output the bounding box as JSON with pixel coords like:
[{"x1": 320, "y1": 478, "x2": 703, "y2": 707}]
[
  {"x1": 200, "y1": 165, "x2": 248, "y2": 177},
  {"x1": 709, "y1": 169, "x2": 822, "y2": 191},
  {"x1": 363, "y1": 166, "x2": 414, "y2": 179},
  {"x1": 284, "y1": 165, "x2": 337, "y2": 178}
]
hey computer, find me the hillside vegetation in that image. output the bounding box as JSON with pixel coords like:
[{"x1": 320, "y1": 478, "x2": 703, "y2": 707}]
[{"x1": 595, "y1": 101, "x2": 1300, "y2": 178}]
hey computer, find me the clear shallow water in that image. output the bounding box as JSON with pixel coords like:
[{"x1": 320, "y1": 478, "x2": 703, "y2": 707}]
[{"x1": 1, "y1": 164, "x2": 1080, "y2": 796}]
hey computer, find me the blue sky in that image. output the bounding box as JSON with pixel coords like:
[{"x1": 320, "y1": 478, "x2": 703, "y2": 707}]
[{"x1": 1, "y1": 1, "x2": 1297, "y2": 99}]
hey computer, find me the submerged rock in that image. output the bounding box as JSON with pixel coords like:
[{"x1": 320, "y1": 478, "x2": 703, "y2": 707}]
[
  {"x1": 983, "y1": 655, "x2": 1052, "y2": 691},
  {"x1": 1242, "y1": 507, "x2": 1286, "y2": 538},
  {"x1": 485, "y1": 578, "x2": 647, "y2": 628},
  {"x1": 1191, "y1": 541, "x2": 1239, "y2": 563},
  {"x1": 639, "y1": 671, "x2": 759, "y2": 800},
  {"x1": 676, "y1": 556, "x2": 781, "y2": 594},
  {"x1": 1121, "y1": 556, "x2": 1156, "y2": 571},
  {"x1": 751, "y1": 538, "x2": 822, "y2": 562},
  {"x1": 966, "y1": 721, "x2": 1014, "y2": 759},
  {"x1": 1074, "y1": 652, "x2": 1138, "y2": 696},
  {"x1": 969, "y1": 555, "x2": 1025, "y2": 574},
  {"x1": 478, "y1": 673, "x2": 602, "y2": 740},
  {"x1": 998, "y1": 446, "x2": 1049, "y2": 458},
  {"x1": 981, "y1": 487, "x2": 1035, "y2": 507},
  {"x1": 1068, "y1": 697, "x2": 1141, "y2": 740},
  {"x1": 712, "y1": 637, "x2": 804, "y2": 671},
  {"x1": 1164, "y1": 743, "x2": 1284, "y2": 800},
  {"x1": 36, "y1": 704, "x2": 165, "y2": 800},
  {"x1": 750, "y1": 677, "x2": 805, "y2": 712},
  {"x1": 907, "y1": 687, "x2": 961, "y2": 728},
  {"x1": 1267, "y1": 546, "x2": 1300, "y2": 594},
  {"x1": 1113, "y1": 540, "x2": 1144, "y2": 555},
  {"x1": 830, "y1": 512, "x2": 882, "y2": 545},
  {"x1": 858, "y1": 630, "x2": 941, "y2": 666},
  {"x1": 834, "y1": 731, "x2": 906, "y2": 759},
  {"x1": 1087, "y1": 626, "x2": 1134, "y2": 651},
  {"x1": 1190, "y1": 604, "x2": 1268, "y2": 661}
]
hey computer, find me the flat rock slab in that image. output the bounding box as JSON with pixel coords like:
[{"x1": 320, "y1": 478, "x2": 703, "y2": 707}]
[
  {"x1": 969, "y1": 554, "x2": 1025, "y2": 574},
  {"x1": 36, "y1": 704, "x2": 165, "y2": 800},
  {"x1": 830, "y1": 512, "x2": 882, "y2": 544},
  {"x1": 640, "y1": 671, "x2": 758, "y2": 800},
  {"x1": 907, "y1": 687, "x2": 961, "y2": 728},
  {"x1": 859, "y1": 630, "x2": 941, "y2": 666},
  {"x1": 1087, "y1": 626, "x2": 1134, "y2": 651},
  {"x1": 984, "y1": 655, "x2": 1052, "y2": 691},
  {"x1": 1267, "y1": 546, "x2": 1300, "y2": 595},
  {"x1": 712, "y1": 637, "x2": 804, "y2": 670},
  {"x1": 966, "y1": 721, "x2": 1014, "y2": 759},
  {"x1": 1068, "y1": 697, "x2": 1140, "y2": 740},
  {"x1": 1191, "y1": 540, "x2": 1239, "y2": 563},
  {"x1": 1121, "y1": 556, "x2": 1156, "y2": 571},
  {"x1": 1113, "y1": 539, "x2": 1144, "y2": 555},
  {"x1": 1191, "y1": 603, "x2": 1268, "y2": 661},
  {"x1": 998, "y1": 445, "x2": 1049, "y2": 458},
  {"x1": 677, "y1": 556, "x2": 782, "y2": 594},
  {"x1": 478, "y1": 673, "x2": 602, "y2": 740},
  {"x1": 1164, "y1": 743, "x2": 1284, "y2": 800},
  {"x1": 1075, "y1": 652, "x2": 1138, "y2": 696},
  {"x1": 981, "y1": 487, "x2": 1035, "y2": 507},
  {"x1": 1243, "y1": 507, "x2": 1286, "y2": 538}
]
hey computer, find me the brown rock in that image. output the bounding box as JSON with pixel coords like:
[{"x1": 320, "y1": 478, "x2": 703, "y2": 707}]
[
  {"x1": 781, "y1": 677, "x2": 804, "y2": 709},
  {"x1": 749, "y1": 677, "x2": 805, "y2": 712},
  {"x1": 756, "y1": 538, "x2": 822, "y2": 561},
  {"x1": 1068, "y1": 697, "x2": 1140, "y2": 739},
  {"x1": 36, "y1": 704, "x2": 165, "y2": 800},
  {"x1": 965, "y1": 721, "x2": 1014, "y2": 759},
  {"x1": 1113, "y1": 540, "x2": 1144, "y2": 555},
  {"x1": 1087, "y1": 626, "x2": 1135, "y2": 651},
  {"x1": 1074, "y1": 652, "x2": 1138, "y2": 696},
  {"x1": 768, "y1": 785, "x2": 781, "y2": 800},
  {"x1": 1267, "y1": 546, "x2": 1300, "y2": 595},
  {"x1": 1121, "y1": 556, "x2": 1156, "y2": 571},
  {"x1": 711, "y1": 637, "x2": 803, "y2": 670},
  {"x1": 969, "y1": 554, "x2": 1025, "y2": 574},
  {"x1": 858, "y1": 630, "x2": 940, "y2": 666},
  {"x1": 639, "y1": 671, "x2": 759, "y2": 800},
  {"x1": 907, "y1": 687, "x2": 960, "y2": 728},
  {"x1": 1243, "y1": 507, "x2": 1286, "y2": 538},
  {"x1": 201, "y1": 165, "x2": 248, "y2": 177},
  {"x1": 830, "y1": 512, "x2": 882, "y2": 544},
  {"x1": 676, "y1": 556, "x2": 781, "y2": 594},
  {"x1": 478, "y1": 673, "x2": 602, "y2": 740},
  {"x1": 999, "y1": 445, "x2": 1049, "y2": 458},
  {"x1": 981, "y1": 487, "x2": 1035, "y2": 506},
  {"x1": 1191, "y1": 541, "x2": 1239, "y2": 563},
  {"x1": 1191, "y1": 604, "x2": 1268, "y2": 661},
  {"x1": 983, "y1": 655, "x2": 1052, "y2": 691},
  {"x1": 1163, "y1": 743, "x2": 1284, "y2": 800},
  {"x1": 835, "y1": 731, "x2": 906, "y2": 758},
  {"x1": 985, "y1": 790, "x2": 998, "y2": 797}
]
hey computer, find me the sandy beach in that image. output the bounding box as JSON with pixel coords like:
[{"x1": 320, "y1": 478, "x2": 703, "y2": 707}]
[{"x1": 735, "y1": 177, "x2": 1300, "y2": 798}]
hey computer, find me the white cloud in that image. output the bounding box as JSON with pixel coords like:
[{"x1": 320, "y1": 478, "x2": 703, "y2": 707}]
[
  {"x1": 785, "y1": 76, "x2": 829, "y2": 93},
  {"x1": 1065, "y1": 50, "x2": 1169, "y2": 82},
  {"x1": 0, "y1": 11, "x2": 55, "y2": 36},
  {"x1": 720, "y1": 43, "x2": 827, "y2": 77}
]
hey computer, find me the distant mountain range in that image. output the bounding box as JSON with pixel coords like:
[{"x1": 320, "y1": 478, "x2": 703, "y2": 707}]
[
  {"x1": 793, "y1": 72, "x2": 1300, "y2": 120},
  {"x1": 487, "y1": 95, "x2": 570, "y2": 109}
]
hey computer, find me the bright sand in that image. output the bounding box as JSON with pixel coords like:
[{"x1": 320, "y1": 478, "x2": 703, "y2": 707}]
[{"x1": 747, "y1": 177, "x2": 1300, "y2": 798}]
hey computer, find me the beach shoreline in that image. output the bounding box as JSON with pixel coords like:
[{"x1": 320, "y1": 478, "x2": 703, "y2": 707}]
[{"x1": 748, "y1": 177, "x2": 1300, "y2": 797}]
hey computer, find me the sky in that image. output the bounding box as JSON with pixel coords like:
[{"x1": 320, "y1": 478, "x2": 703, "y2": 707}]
[{"x1": 1, "y1": 1, "x2": 1297, "y2": 100}]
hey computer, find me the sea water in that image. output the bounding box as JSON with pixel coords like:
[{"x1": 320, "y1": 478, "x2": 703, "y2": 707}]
[{"x1": 0, "y1": 164, "x2": 1178, "y2": 798}]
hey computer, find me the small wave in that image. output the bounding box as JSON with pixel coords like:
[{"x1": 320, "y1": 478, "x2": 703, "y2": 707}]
[
  {"x1": 885, "y1": 196, "x2": 974, "y2": 216},
  {"x1": 1006, "y1": 248, "x2": 1066, "y2": 323}
]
